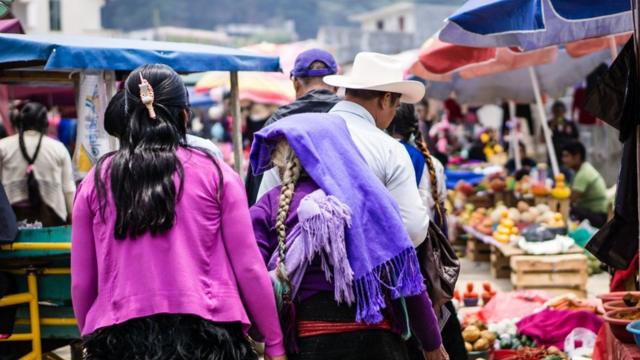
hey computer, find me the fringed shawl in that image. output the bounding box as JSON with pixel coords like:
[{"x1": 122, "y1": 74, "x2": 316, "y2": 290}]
[{"x1": 251, "y1": 113, "x2": 425, "y2": 324}]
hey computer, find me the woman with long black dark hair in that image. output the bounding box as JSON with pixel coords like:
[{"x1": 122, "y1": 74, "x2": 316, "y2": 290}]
[
  {"x1": 0, "y1": 102, "x2": 75, "y2": 226},
  {"x1": 71, "y1": 64, "x2": 285, "y2": 360},
  {"x1": 388, "y1": 104, "x2": 467, "y2": 360}
]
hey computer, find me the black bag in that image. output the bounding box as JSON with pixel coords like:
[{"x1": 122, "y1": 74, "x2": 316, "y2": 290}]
[
  {"x1": 0, "y1": 184, "x2": 17, "y2": 243},
  {"x1": 416, "y1": 221, "x2": 461, "y2": 314}
]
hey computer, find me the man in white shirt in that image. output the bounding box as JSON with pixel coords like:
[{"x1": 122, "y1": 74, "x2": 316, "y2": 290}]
[
  {"x1": 258, "y1": 52, "x2": 430, "y2": 248},
  {"x1": 257, "y1": 51, "x2": 447, "y2": 360}
]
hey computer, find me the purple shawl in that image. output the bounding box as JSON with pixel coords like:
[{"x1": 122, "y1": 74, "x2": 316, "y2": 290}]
[{"x1": 251, "y1": 113, "x2": 425, "y2": 324}]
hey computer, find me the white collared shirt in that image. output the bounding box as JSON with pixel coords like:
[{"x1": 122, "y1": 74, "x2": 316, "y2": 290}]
[{"x1": 258, "y1": 100, "x2": 430, "y2": 247}]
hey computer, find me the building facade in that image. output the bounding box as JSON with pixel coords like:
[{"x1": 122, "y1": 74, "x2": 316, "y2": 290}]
[
  {"x1": 318, "y1": 2, "x2": 458, "y2": 64},
  {"x1": 11, "y1": 0, "x2": 105, "y2": 35}
]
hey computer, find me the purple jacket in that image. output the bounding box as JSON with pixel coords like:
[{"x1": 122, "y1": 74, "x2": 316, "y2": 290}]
[
  {"x1": 251, "y1": 179, "x2": 442, "y2": 351},
  {"x1": 71, "y1": 148, "x2": 284, "y2": 357}
]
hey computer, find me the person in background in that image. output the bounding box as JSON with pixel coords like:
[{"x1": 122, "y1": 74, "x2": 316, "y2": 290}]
[
  {"x1": 415, "y1": 98, "x2": 434, "y2": 144},
  {"x1": 561, "y1": 140, "x2": 608, "y2": 228},
  {"x1": 549, "y1": 100, "x2": 579, "y2": 155},
  {"x1": 388, "y1": 104, "x2": 466, "y2": 360},
  {"x1": 415, "y1": 99, "x2": 448, "y2": 166},
  {"x1": 506, "y1": 142, "x2": 537, "y2": 179},
  {"x1": 0, "y1": 102, "x2": 74, "y2": 226},
  {"x1": 245, "y1": 49, "x2": 340, "y2": 205},
  {"x1": 104, "y1": 89, "x2": 223, "y2": 159},
  {"x1": 72, "y1": 64, "x2": 285, "y2": 360},
  {"x1": 264, "y1": 49, "x2": 339, "y2": 127}
]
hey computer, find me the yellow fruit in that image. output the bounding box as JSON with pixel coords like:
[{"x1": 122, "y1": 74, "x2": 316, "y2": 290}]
[
  {"x1": 465, "y1": 342, "x2": 473, "y2": 352},
  {"x1": 474, "y1": 338, "x2": 490, "y2": 351},
  {"x1": 501, "y1": 219, "x2": 515, "y2": 228},
  {"x1": 510, "y1": 227, "x2": 519, "y2": 235},
  {"x1": 462, "y1": 326, "x2": 481, "y2": 343},
  {"x1": 480, "y1": 330, "x2": 497, "y2": 343}
]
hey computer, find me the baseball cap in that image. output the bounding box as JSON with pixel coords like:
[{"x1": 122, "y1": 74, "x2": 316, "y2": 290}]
[{"x1": 290, "y1": 48, "x2": 338, "y2": 78}]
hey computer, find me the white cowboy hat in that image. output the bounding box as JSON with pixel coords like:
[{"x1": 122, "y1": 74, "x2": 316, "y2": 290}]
[{"x1": 323, "y1": 52, "x2": 425, "y2": 104}]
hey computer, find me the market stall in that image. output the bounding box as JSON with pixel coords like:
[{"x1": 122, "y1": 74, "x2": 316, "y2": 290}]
[
  {"x1": 440, "y1": 0, "x2": 640, "y2": 358},
  {"x1": 0, "y1": 33, "x2": 281, "y2": 174},
  {"x1": 0, "y1": 32, "x2": 280, "y2": 360}
]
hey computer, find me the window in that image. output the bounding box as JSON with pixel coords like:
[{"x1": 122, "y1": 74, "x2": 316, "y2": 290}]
[
  {"x1": 49, "y1": 0, "x2": 61, "y2": 31},
  {"x1": 376, "y1": 20, "x2": 384, "y2": 31},
  {"x1": 398, "y1": 16, "x2": 405, "y2": 32}
]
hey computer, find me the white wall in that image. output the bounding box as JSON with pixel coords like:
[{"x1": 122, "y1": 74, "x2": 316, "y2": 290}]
[
  {"x1": 12, "y1": 0, "x2": 104, "y2": 35},
  {"x1": 359, "y1": 8, "x2": 416, "y2": 33}
]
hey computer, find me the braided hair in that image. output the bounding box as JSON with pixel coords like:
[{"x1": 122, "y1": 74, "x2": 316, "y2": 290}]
[
  {"x1": 389, "y1": 103, "x2": 445, "y2": 227},
  {"x1": 271, "y1": 140, "x2": 302, "y2": 289},
  {"x1": 415, "y1": 136, "x2": 445, "y2": 227}
]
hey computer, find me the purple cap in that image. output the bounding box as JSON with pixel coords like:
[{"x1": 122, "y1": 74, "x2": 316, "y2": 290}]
[{"x1": 290, "y1": 48, "x2": 338, "y2": 78}]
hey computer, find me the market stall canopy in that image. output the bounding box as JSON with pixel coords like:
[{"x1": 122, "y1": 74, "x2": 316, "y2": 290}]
[
  {"x1": 196, "y1": 72, "x2": 294, "y2": 106},
  {"x1": 425, "y1": 49, "x2": 609, "y2": 105},
  {"x1": 0, "y1": 33, "x2": 280, "y2": 73},
  {"x1": 439, "y1": 0, "x2": 632, "y2": 51},
  {"x1": 193, "y1": 40, "x2": 325, "y2": 105}
]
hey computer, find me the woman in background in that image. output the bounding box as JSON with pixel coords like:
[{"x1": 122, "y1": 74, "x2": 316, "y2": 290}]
[
  {"x1": 0, "y1": 102, "x2": 74, "y2": 226},
  {"x1": 388, "y1": 104, "x2": 467, "y2": 360}
]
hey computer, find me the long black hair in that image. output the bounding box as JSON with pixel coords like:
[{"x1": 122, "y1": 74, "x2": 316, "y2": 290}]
[
  {"x1": 387, "y1": 103, "x2": 417, "y2": 142},
  {"x1": 12, "y1": 102, "x2": 48, "y2": 207},
  {"x1": 95, "y1": 64, "x2": 204, "y2": 239}
]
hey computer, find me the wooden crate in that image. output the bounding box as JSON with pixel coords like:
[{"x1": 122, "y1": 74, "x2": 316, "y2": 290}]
[
  {"x1": 532, "y1": 196, "x2": 571, "y2": 221},
  {"x1": 548, "y1": 198, "x2": 571, "y2": 222},
  {"x1": 467, "y1": 194, "x2": 493, "y2": 209},
  {"x1": 490, "y1": 245, "x2": 511, "y2": 279},
  {"x1": 493, "y1": 191, "x2": 518, "y2": 207},
  {"x1": 467, "y1": 236, "x2": 491, "y2": 262},
  {"x1": 510, "y1": 253, "x2": 588, "y2": 297}
]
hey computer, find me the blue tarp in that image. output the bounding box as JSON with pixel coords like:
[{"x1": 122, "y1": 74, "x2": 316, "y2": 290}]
[
  {"x1": 0, "y1": 33, "x2": 280, "y2": 73},
  {"x1": 445, "y1": 169, "x2": 485, "y2": 189}
]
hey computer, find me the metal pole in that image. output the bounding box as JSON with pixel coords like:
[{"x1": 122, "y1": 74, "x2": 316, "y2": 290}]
[
  {"x1": 229, "y1": 71, "x2": 243, "y2": 174},
  {"x1": 528, "y1": 66, "x2": 560, "y2": 177},
  {"x1": 608, "y1": 36, "x2": 619, "y2": 60},
  {"x1": 509, "y1": 101, "x2": 522, "y2": 170}
]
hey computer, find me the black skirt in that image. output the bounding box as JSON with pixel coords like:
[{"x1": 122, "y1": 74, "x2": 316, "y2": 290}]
[
  {"x1": 290, "y1": 292, "x2": 410, "y2": 360},
  {"x1": 82, "y1": 314, "x2": 257, "y2": 360}
]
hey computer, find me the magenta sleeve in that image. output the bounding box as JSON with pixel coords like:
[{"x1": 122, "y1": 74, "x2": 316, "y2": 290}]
[
  {"x1": 406, "y1": 290, "x2": 443, "y2": 352},
  {"x1": 70, "y1": 181, "x2": 98, "y2": 335},
  {"x1": 219, "y1": 168, "x2": 285, "y2": 357}
]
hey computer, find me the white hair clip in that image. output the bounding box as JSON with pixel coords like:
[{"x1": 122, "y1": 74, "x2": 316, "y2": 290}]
[{"x1": 139, "y1": 73, "x2": 156, "y2": 119}]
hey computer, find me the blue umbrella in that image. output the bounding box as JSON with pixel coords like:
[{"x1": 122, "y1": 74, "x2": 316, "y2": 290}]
[{"x1": 440, "y1": 0, "x2": 633, "y2": 51}]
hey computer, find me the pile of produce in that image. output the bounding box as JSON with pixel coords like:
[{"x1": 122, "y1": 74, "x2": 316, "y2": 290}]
[
  {"x1": 455, "y1": 282, "x2": 497, "y2": 307},
  {"x1": 498, "y1": 347, "x2": 568, "y2": 360},
  {"x1": 462, "y1": 322, "x2": 497, "y2": 354},
  {"x1": 461, "y1": 202, "x2": 566, "y2": 242}
]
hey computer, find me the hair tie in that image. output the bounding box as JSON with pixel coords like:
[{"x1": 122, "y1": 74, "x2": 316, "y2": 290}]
[{"x1": 138, "y1": 73, "x2": 156, "y2": 119}]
